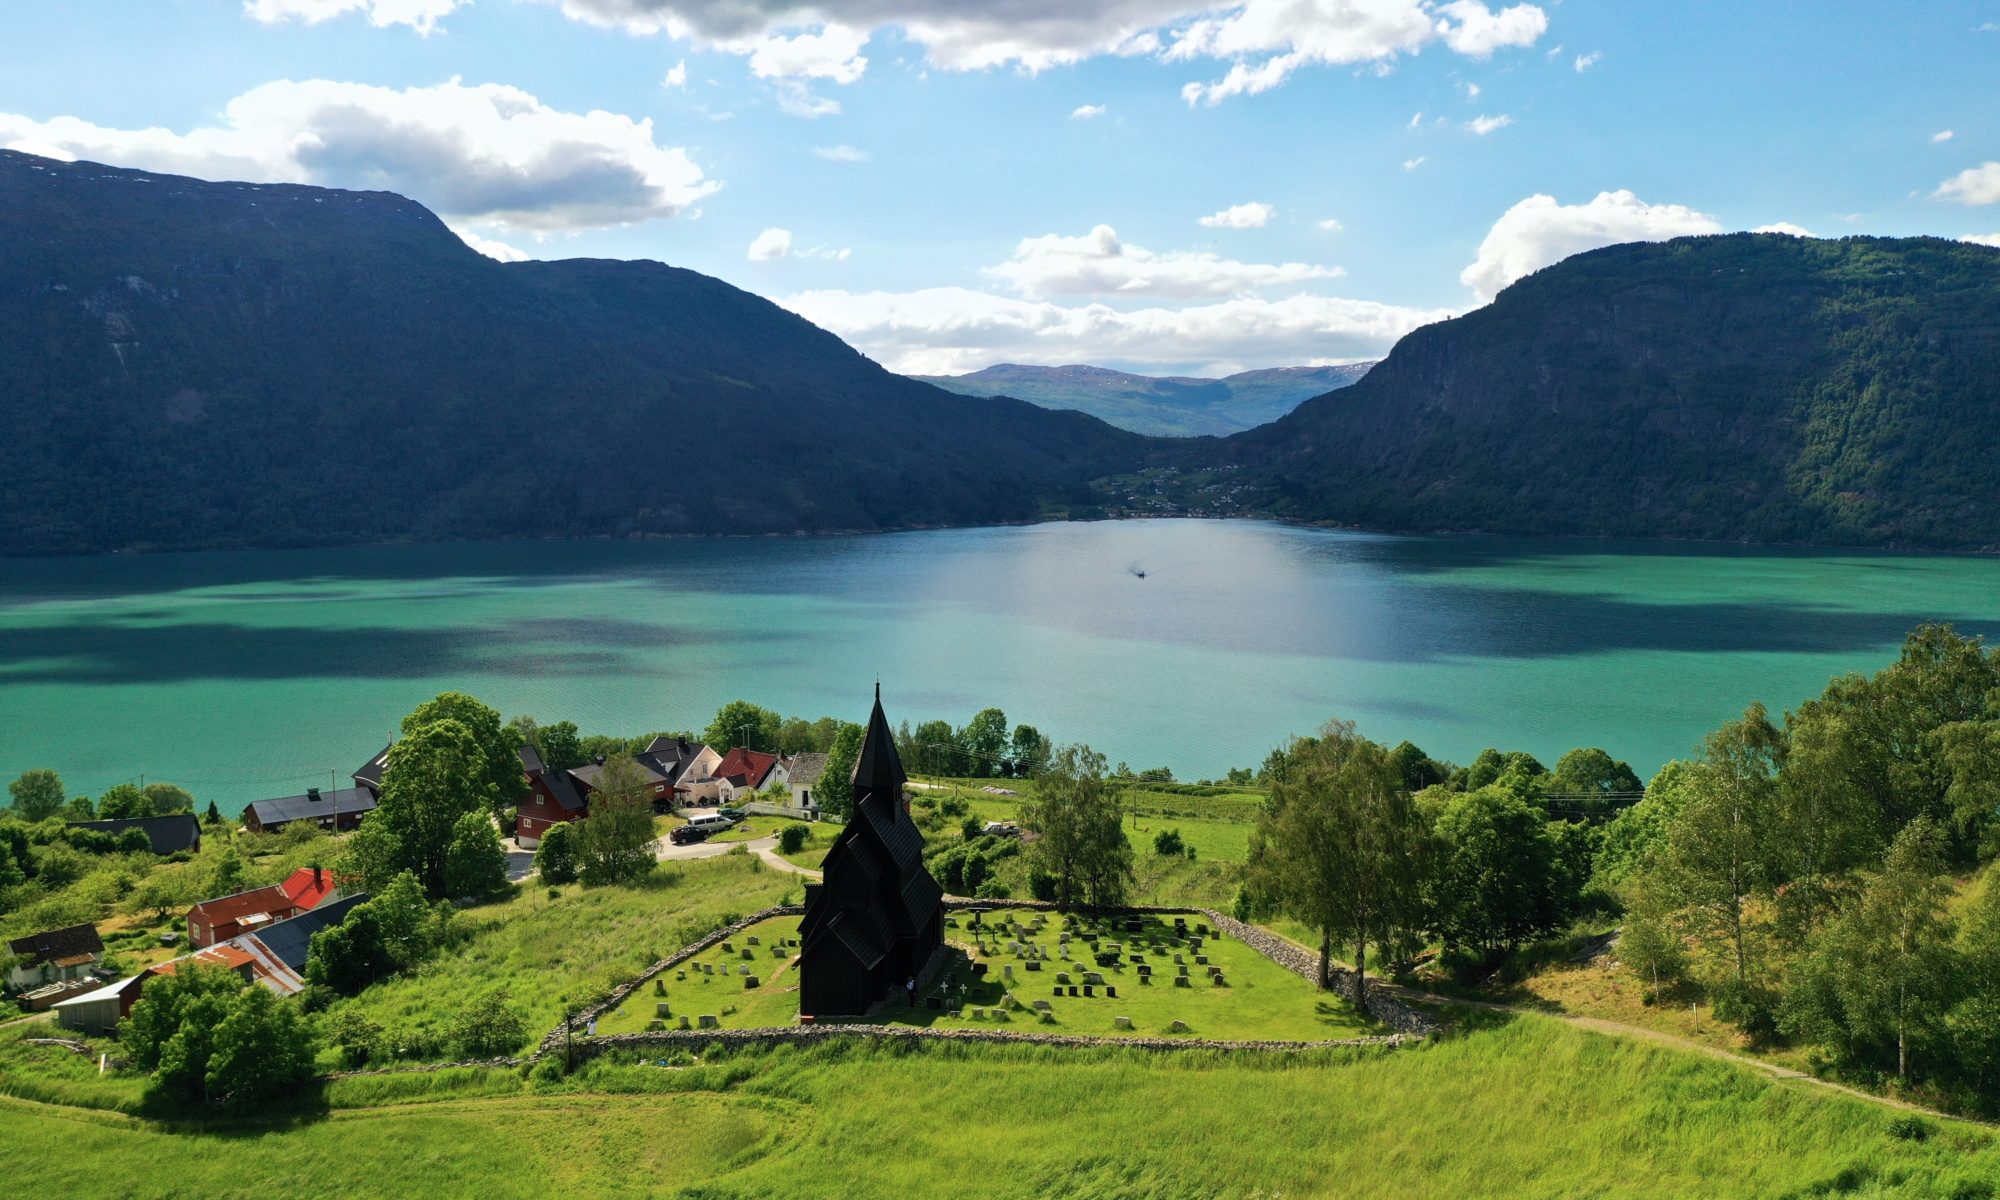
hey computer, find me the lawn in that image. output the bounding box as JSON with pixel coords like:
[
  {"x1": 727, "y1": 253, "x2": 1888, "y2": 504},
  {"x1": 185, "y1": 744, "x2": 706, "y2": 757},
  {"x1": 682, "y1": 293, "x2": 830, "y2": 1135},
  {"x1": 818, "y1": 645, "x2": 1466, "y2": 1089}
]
[
  {"x1": 2, "y1": 1017, "x2": 1995, "y2": 1198},
  {"x1": 324, "y1": 854, "x2": 801, "y2": 1061},
  {"x1": 594, "y1": 917, "x2": 807, "y2": 1035}
]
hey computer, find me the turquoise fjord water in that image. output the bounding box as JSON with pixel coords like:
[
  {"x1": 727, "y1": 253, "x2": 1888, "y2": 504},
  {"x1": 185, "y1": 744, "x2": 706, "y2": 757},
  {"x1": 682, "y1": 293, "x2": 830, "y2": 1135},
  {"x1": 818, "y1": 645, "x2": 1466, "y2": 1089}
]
[{"x1": 4, "y1": 518, "x2": 2000, "y2": 815}]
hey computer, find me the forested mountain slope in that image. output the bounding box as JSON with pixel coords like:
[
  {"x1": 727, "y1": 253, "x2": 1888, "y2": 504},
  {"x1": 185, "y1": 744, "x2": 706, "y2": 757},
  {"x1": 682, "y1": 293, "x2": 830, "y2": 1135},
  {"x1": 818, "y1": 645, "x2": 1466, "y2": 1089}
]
[
  {"x1": 915, "y1": 362, "x2": 1373, "y2": 437},
  {"x1": 0, "y1": 151, "x2": 1142, "y2": 555},
  {"x1": 1215, "y1": 235, "x2": 2000, "y2": 549}
]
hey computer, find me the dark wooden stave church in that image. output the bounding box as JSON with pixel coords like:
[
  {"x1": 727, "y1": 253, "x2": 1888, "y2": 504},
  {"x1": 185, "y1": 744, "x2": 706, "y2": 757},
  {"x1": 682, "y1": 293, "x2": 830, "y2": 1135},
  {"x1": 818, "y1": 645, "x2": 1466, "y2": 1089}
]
[{"x1": 797, "y1": 688, "x2": 944, "y2": 1016}]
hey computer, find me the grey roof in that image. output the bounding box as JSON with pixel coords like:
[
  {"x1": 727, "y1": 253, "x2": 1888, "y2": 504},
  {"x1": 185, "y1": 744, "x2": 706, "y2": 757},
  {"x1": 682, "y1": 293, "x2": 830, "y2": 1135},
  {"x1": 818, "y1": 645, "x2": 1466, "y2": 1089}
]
[
  {"x1": 8, "y1": 922, "x2": 103, "y2": 966},
  {"x1": 519, "y1": 743, "x2": 546, "y2": 774},
  {"x1": 246, "y1": 893, "x2": 369, "y2": 975},
  {"x1": 786, "y1": 753, "x2": 829, "y2": 789},
  {"x1": 244, "y1": 786, "x2": 376, "y2": 828},
  {"x1": 541, "y1": 765, "x2": 587, "y2": 814},
  {"x1": 69, "y1": 813, "x2": 201, "y2": 855},
  {"x1": 569, "y1": 759, "x2": 666, "y2": 790},
  {"x1": 353, "y1": 744, "x2": 391, "y2": 789},
  {"x1": 637, "y1": 738, "x2": 711, "y2": 785}
]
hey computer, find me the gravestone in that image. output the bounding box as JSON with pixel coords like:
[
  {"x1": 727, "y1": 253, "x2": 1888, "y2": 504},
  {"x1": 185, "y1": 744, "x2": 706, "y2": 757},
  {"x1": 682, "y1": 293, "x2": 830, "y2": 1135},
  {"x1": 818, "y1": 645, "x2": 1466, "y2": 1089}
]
[
  {"x1": 1040, "y1": 1011, "x2": 1056, "y2": 1024},
  {"x1": 1026, "y1": 960, "x2": 1042, "y2": 971},
  {"x1": 721, "y1": 942, "x2": 733, "y2": 953},
  {"x1": 1178, "y1": 964, "x2": 1190, "y2": 976},
  {"x1": 675, "y1": 971, "x2": 686, "y2": 981},
  {"x1": 1174, "y1": 954, "x2": 1184, "y2": 964},
  {"x1": 656, "y1": 1002, "x2": 671, "y2": 1018},
  {"x1": 739, "y1": 964, "x2": 753, "y2": 976},
  {"x1": 1053, "y1": 986, "x2": 1064, "y2": 997},
  {"x1": 1083, "y1": 971, "x2": 1105, "y2": 986},
  {"x1": 1140, "y1": 975, "x2": 1152, "y2": 986},
  {"x1": 1004, "y1": 964, "x2": 1015, "y2": 980},
  {"x1": 1082, "y1": 985, "x2": 1093, "y2": 997},
  {"x1": 1033, "y1": 1000, "x2": 1053, "y2": 1012},
  {"x1": 1056, "y1": 972, "x2": 1072, "y2": 985},
  {"x1": 1174, "y1": 975, "x2": 1191, "y2": 988},
  {"x1": 1212, "y1": 974, "x2": 1227, "y2": 987},
  {"x1": 698, "y1": 1015, "x2": 719, "y2": 1029},
  {"x1": 744, "y1": 976, "x2": 760, "y2": 988},
  {"x1": 742, "y1": 948, "x2": 755, "y2": 960},
  {"x1": 1105, "y1": 985, "x2": 1117, "y2": 998},
  {"x1": 678, "y1": 1015, "x2": 690, "y2": 1029},
  {"x1": 1114, "y1": 1016, "x2": 1133, "y2": 1030},
  {"x1": 1196, "y1": 955, "x2": 1208, "y2": 965},
  {"x1": 654, "y1": 979, "x2": 667, "y2": 996},
  {"x1": 1068, "y1": 986, "x2": 1080, "y2": 997},
  {"x1": 747, "y1": 935, "x2": 760, "y2": 946},
  {"x1": 1168, "y1": 1020, "x2": 1191, "y2": 1033}
]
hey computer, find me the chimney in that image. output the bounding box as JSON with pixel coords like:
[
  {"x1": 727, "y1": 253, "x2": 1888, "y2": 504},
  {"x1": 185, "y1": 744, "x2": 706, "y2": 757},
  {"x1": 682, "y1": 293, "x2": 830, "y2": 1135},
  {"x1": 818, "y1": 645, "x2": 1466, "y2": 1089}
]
[
  {"x1": 594, "y1": 754, "x2": 606, "y2": 766},
  {"x1": 307, "y1": 787, "x2": 322, "y2": 803},
  {"x1": 313, "y1": 865, "x2": 323, "y2": 890}
]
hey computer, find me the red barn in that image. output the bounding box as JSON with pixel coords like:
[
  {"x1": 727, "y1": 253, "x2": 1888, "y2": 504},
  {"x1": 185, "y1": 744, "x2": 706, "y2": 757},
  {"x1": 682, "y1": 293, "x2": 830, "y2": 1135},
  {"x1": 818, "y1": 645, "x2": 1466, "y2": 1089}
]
[{"x1": 187, "y1": 886, "x2": 298, "y2": 948}]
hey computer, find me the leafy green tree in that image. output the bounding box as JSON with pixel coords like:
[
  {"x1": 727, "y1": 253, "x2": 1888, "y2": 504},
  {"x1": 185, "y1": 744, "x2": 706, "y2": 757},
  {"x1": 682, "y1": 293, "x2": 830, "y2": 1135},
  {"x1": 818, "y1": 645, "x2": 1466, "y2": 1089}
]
[
  {"x1": 142, "y1": 783, "x2": 195, "y2": 814},
  {"x1": 910, "y1": 720, "x2": 964, "y2": 777},
  {"x1": 95, "y1": 783, "x2": 155, "y2": 820},
  {"x1": 704, "y1": 700, "x2": 781, "y2": 754},
  {"x1": 1949, "y1": 879, "x2": 2000, "y2": 1096},
  {"x1": 323, "y1": 1008, "x2": 386, "y2": 1068},
  {"x1": 203, "y1": 983, "x2": 315, "y2": 1105},
  {"x1": 122, "y1": 962, "x2": 239, "y2": 1093},
  {"x1": 402, "y1": 693, "x2": 527, "y2": 819},
  {"x1": 537, "y1": 720, "x2": 586, "y2": 771},
  {"x1": 534, "y1": 821, "x2": 580, "y2": 885},
  {"x1": 575, "y1": 755, "x2": 657, "y2": 887},
  {"x1": 1774, "y1": 707, "x2": 1880, "y2": 940},
  {"x1": 207, "y1": 846, "x2": 247, "y2": 898},
  {"x1": 1425, "y1": 785, "x2": 1563, "y2": 956},
  {"x1": 6, "y1": 769, "x2": 64, "y2": 822},
  {"x1": 1595, "y1": 760, "x2": 1698, "y2": 890},
  {"x1": 1249, "y1": 722, "x2": 1427, "y2": 995},
  {"x1": 0, "y1": 838, "x2": 23, "y2": 890},
  {"x1": 1008, "y1": 724, "x2": 1052, "y2": 777},
  {"x1": 444, "y1": 811, "x2": 509, "y2": 899},
  {"x1": 307, "y1": 905, "x2": 398, "y2": 995},
  {"x1": 1781, "y1": 817, "x2": 1961, "y2": 1081},
  {"x1": 1549, "y1": 748, "x2": 1643, "y2": 796},
  {"x1": 202, "y1": 801, "x2": 222, "y2": 826},
  {"x1": 370, "y1": 871, "x2": 446, "y2": 966},
  {"x1": 778, "y1": 823, "x2": 811, "y2": 854},
  {"x1": 960, "y1": 708, "x2": 1010, "y2": 778},
  {"x1": 1153, "y1": 828, "x2": 1184, "y2": 857},
  {"x1": 1463, "y1": 748, "x2": 1546, "y2": 792},
  {"x1": 1385, "y1": 741, "x2": 1449, "y2": 793},
  {"x1": 1019, "y1": 745, "x2": 1132, "y2": 907},
  {"x1": 117, "y1": 828, "x2": 154, "y2": 854},
  {"x1": 376, "y1": 718, "x2": 496, "y2": 897},
  {"x1": 449, "y1": 987, "x2": 528, "y2": 1058},
  {"x1": 338, "y1": 816, "x2": 406, "y2": 894},
  {"x1": 812, "y1": 721, "x2": 864, "y2": 819},
  {"x1": 59, "y1": 795, "x2": 95, "y2": 821}
]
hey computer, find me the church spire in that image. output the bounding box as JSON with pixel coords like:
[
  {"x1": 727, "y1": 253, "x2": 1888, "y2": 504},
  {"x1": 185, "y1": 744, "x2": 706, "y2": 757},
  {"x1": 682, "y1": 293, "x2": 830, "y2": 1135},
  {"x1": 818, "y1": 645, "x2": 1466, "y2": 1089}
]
[{"x1": 850, "y1": 684, "x2": 906, "y2": 801}]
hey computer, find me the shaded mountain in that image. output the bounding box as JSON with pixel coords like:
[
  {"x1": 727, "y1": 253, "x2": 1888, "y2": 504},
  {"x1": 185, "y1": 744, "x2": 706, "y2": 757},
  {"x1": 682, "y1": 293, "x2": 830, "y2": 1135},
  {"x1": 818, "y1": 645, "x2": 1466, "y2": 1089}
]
[
  {"x1": 914, "y1": 362, "x2": 1373, "y2": 437},
  {"x1": 1213, "y1": 234, "x2": 2000, "y2": 550},
  {"x1": 0, "y1": 151, "x2": 1145, "y2": 555}
]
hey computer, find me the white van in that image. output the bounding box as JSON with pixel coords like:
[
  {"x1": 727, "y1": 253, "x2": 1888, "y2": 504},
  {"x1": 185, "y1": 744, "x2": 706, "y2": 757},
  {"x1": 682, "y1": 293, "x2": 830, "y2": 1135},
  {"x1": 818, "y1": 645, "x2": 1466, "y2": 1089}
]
[{"x1": 684, "y1": 813, "x2": 734, "y2": 835}]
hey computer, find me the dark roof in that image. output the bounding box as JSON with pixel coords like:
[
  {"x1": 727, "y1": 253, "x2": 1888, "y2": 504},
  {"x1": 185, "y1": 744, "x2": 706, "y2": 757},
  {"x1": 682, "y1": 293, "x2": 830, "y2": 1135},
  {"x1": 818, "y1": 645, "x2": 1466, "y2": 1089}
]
[
  {"x1": 354, "y1": 744, "x2": 391, "y2": 789},
  {"x1": 851, "y1": 685, "x2": 906, "y2": 795},
  {"x1": 68, "y1": 813, "x2": 202, "y2": 855},
  {"x1": 7, "y1": 923, "x2": 103, "y2": 967},
  {"x1": 570, "y1": 759, "x2": 667, "y2": 790},
  {"x1": 519, "y1": 743, "x2": 545, "y2": 775},
  {"x1": 540, "y1": 765, "x2": 587, "y2": 814},
  {"x1": 786, "y1": 753, "x2": 829, "y2": 789},
  {"x1": 637, "y1": 737, "x2": 711, "y2": 784},
  {"x1": 244, "y1": 787, "x2": 376, "y2": 827},
  {"x1": 247, "y1": 894, "x2": 368, "y2": 974},
  {"x1": 190, "y1": 885, "x2": 294, "y2": 925},
  {"x1": 826, "y1": 909, "x2": 890, "y2": 970}
]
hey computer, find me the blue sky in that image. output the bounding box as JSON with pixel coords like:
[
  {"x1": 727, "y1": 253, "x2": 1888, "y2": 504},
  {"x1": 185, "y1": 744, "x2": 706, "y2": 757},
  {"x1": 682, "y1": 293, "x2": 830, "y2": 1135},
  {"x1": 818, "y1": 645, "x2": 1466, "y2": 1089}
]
[{"x1": 2, "y1": 0, "x2": 1997, "y2": 374}]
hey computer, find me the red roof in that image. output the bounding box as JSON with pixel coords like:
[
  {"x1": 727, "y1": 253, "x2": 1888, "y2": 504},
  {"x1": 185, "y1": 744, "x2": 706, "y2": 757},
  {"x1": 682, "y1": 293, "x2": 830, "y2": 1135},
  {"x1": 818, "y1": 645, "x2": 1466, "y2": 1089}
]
[
  {"x1": 280, "y1": 867, "x2": 337, "y2": 910},
  {"x1": 714, "y1": 747, "x2": 779, "y2": 789},
  {"x1": 190, "y1": 885, "x2": 295, "y2": 925},
  {"x1": 150, "y1": 944, "x2": 256, "y2": 976}
]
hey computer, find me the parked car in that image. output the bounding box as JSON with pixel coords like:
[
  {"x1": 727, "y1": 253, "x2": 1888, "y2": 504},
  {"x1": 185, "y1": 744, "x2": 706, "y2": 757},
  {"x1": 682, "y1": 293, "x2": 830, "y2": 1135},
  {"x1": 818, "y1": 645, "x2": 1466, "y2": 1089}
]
[
  {"x1": 669, "y1": 824, "x2": 709, "y2": 846},
  {"x1": 716, "y1": 807, "x2": 747, "y2": 822}
]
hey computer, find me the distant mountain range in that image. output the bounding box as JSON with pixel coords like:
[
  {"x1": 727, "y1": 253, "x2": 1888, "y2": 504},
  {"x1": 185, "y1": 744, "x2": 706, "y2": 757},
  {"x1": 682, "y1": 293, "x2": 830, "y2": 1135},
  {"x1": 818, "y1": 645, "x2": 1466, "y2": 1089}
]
[
  {"x1": 0, "y1": 151, "x2": 1143, "y2": 555},
  {"x1": 913, "y1": 362, "x2": 1374, "y2": 437},
  {"x1": 1210, "y1": 234, "x2": 2000, "y2": 550}
]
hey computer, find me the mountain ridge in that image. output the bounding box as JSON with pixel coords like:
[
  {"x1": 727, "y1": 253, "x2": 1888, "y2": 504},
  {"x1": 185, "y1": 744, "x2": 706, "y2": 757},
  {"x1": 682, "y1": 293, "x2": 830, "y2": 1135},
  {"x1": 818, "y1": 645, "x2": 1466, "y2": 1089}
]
[{"x1": 914, "y1": 361, "x2": 1373, "y2": 437}]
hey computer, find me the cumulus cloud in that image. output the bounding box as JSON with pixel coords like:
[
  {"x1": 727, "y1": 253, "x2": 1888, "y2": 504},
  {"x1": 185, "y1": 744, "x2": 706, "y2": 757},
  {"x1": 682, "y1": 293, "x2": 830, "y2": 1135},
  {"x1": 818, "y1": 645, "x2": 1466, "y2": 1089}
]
[
  {"x1": 1403, "y1": 156, "x2": 1425, "y2": 170},
  {"x1": 744, "y1": 23, "x2": 868, "y2": 82},
  {"x1": 771, "y1": 79, "x2": 841, "y2": 117},
  {"x1": 244, "y1": 0, "x2": 462, "y2": 34},
  {"x1": 1461, "y1": 190, "x2": 1723, "y2": 300},
  {"x1": 451, "y1": 225, "x2": 531, "y2": 261},
  {"x1": 1572, "y1": 50, "x2": 1599, "y2": 71},
  {"x1": 1930, "y1": 129, "x2": 1953, "y2": 143},
  {"x1": 1962, "y1": 233, "x2": 2000, "y2": 247},
  {"x1": 1071, "y1": 104, "x2": 1108, "y2": 119},
  {"x1": 1318, "y1": 217, "x2": 1344, "y2": 231},
  {"x1": 1199, "y1": 201, "x2": 1275, "y2": 229},
  {"x1": 813, "y1": 143, "x2": 870, "y2": 161},
  {"x1": 0, "y1": 79, "x2": 718, "y2": 233},
  {"x1": 1934, "y1": 162, "x2": 2000, "y2": 205},
  {"x1": 1751, "y1": 222, "x2": 1815, "y2": 237},
  {"x1": 663, "y1": 60, "x2": 689, "y2": 87},
  {"x1": 748, "y1": 227, "x2": 793, "y2": 260},
  {"x1": 1462, "y1": 81, "x2": 1481, "y2": 99},
  {"x1": 985, "y1": 225, "x2": 1340, "y2": 299},
  {"x1": 780, "y1": 286, "x2": 1452, "y2": 375},
  {"x1": 1465, "y1": 113, "x2": 1513, "y2": 135},
  {"x1": 553, "y1": 1, "x2": 1547, "y2": 103}
]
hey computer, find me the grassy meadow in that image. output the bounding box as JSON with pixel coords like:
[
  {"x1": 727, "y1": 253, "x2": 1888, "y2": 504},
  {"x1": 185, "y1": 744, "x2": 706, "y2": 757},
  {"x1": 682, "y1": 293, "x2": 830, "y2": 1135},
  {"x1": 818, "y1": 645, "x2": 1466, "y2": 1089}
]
[{"x1": 3, "y1": 1016, "x2": 1995, "y2": 1198}]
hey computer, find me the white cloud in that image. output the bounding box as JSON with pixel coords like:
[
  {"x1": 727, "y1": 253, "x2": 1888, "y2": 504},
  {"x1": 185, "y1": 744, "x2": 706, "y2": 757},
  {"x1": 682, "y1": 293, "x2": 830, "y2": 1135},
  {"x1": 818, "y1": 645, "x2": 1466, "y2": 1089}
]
[
  {"x1": 0, "y1": 79, "x2": 719, "y2": 233},
  {"x1": 663, "y1": 60, "x2": 688, "y2": 88},
  {"x1": 1935, "y1": 162, "x2": 2000, "y2": 205},
  {"x1": 813, "y1": 143, "x2": 869, "y2": 161},
  {"x1": 780, "y1": 285, "x2": 1452, "y2": 375},
  {"x1": 244, "y1": 0, "x2": 461, "y2": 34},
  {"x1": 1465, "y1": 113, "x2": 1513, "y2": 135},
  {"x1": 987, "y1": 224, "x2": 1341, "y2": 299},
  {"x1": 1751, "y1": 222, "x2": 1815, "y2": 237},
  {"x1": 771, "y1": 78, "x2": 841, "y2": 117},
  {"x1": 1463, "y1": 81, "x2": 1482, "y2": 99},
  {"x1": 1461, "y1": 189, "x2": 1724, "y2": 300},
  {"x1": 1929, "y1": 129, "x2": 1953, "y2": 143},
  {"x1": 1071, "y1": 104, "x2": 1108, "y2": 120},
  {"x1": 1407, "y1": 110, "x2": 1424, "y2": 129},
  {"x1": 1572, "y1": 50, "x2": 1599, "y2": 71},
  {"x1": 1403, "y1": 156, "x2": 1425, "y2": 170},
  {"x1": 1199, "y1": 201, "x2": 1276, "y2": 229},
  {"x1": 742, "y1": 22, "x2": 868, "y2": 82},
  {"x1": 555, "y1": 2, "x2": 1547, "y2": 103},
  {"x1": 1318, "y1": 217, "x2": 1344, "y2": 231},
  {"x1": 450, "y1": 225, "x2": 531, "y2": 261},
  {"x1": 1962, "y1": 233, "x2": 2000, "y2": 247},
  {"x1": 747, "y1": 227, "x2": 793, "y2": 260}
]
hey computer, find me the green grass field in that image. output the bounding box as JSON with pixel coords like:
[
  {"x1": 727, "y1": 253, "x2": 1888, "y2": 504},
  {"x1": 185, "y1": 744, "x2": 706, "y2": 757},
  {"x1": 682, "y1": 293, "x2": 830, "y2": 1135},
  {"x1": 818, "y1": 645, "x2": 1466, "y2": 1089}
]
[
  {"x1": 323, "y1": 855, "x2": 801, "y2": 1060},
  {"x1": 2, "y1": 1017, "x2": 1994, "y2": 1198}
]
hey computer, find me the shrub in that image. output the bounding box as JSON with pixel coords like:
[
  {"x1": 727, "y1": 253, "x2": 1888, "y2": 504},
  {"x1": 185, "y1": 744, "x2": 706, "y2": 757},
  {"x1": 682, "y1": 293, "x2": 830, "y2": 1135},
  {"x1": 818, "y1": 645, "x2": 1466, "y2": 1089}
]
[
  {"x1": 777, "y1": 824, "x2": 810, "y2": 854},
  {"x1": 449, "y1": 988, "x2": 528, "y2": 1059},
  {"x1": 1029, "y1": 868, "x2": 1058, "y2": 902},
  {"x1": 534, "y1": 822, "x2": 579, "y2": 886},
  {"x1": 1152, "y1": 828, "x2": 1184, "y2": 857},
  {"x1": 1885, "y1": 1115, "x2": 1935, "y2": 1141}
]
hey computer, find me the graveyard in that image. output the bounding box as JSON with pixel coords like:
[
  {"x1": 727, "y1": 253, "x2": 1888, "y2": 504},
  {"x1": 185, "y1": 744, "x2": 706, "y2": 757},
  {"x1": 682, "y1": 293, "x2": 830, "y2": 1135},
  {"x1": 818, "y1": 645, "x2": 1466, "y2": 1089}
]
[{"x1": 592, "y1": 909, "x2": 1378, "y2": 1041}]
